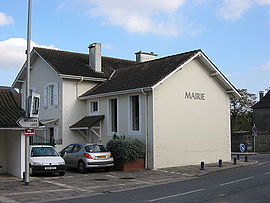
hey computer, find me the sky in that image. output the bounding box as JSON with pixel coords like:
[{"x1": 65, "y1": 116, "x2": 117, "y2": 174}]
[{"x1": 0, "y1": 0, "x2": 270, "y2": 97}]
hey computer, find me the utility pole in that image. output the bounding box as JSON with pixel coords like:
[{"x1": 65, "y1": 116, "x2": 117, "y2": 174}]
[{"x1": 24, "y1": 0, "x2": 32, "y2": 185}]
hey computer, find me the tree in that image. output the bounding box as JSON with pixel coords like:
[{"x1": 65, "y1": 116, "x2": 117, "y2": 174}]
[{"x1": 230, "y1": 89, "x2": 257, "y2": 132}]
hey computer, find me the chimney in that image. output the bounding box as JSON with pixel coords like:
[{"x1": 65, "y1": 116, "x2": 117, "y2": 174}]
[
  {"x1": 135, "y1": 51, "x2": 158, "y2": 63},
  {"x1": 259, "y1": 91, "x2": 264, "y2": 100},
  {"x1": 88, "y1": 43, "x2": 102, "y2": 72}
]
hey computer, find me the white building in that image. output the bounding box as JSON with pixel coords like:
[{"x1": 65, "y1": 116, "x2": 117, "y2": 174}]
[
  {"x1": 0, "y1": 87, "x2": 25, "y2": 178},
  {"x1": 13, "y1": 43, "x2": 240, "y2": 169}
]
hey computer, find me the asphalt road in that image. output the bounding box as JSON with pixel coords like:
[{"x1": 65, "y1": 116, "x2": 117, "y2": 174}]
[{"x1": 48, "y1": 154, "x2": 270, "y2": 203}]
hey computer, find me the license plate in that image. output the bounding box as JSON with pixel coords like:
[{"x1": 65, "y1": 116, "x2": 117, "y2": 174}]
[
  {"x1": 44, "y1": 166, "x2": 57, "y2": 170},
  {"x1": 97, "y1": 156, "x2": 106, "y2": 159}
]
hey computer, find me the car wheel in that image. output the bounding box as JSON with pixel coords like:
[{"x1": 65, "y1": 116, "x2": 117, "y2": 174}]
[
  {"x1": 59, "y1": 172, "x2": 65, "y2": 176},
  {"x1": 78, "y1": 161, "x2": 87, "y2": 173},
  {"x1": 104, "y1": 167, "x2": 111, "y2": 172}
]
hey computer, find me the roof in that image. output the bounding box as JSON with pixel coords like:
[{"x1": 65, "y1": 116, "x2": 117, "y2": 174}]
[
  {"x1": 80, "y1": 49, "x2": 240, "y2": 99},
  {"x1": 252, "y1": 91, "x2": 270, "y2": 109},
  {"x1": 80, "y1": 50, "x2": 201, "y2": 98},
  {"x1": 0, "y1": 87, "x2": 25, "y2": 128},
  {"x1": 12, "y1": 47, "x2": 136, "y2": 88},
  {"x1": 70, "y1": 115, "x2": 105, "y2": 130}
]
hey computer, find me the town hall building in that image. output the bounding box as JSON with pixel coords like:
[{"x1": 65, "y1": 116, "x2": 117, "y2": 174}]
[{"x1": 13, "y1": 43, "x2": 240, "y2": 169}]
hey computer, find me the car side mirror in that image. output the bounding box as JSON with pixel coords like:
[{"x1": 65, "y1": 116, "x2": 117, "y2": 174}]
[{"x1": 60, "y1": 151, "x2": 66, "y2": 157}]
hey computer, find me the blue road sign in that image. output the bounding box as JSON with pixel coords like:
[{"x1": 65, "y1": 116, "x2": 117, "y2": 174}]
[
  {"x1": 252, "y1": 124, "x2": 257, "y2": 134},
  {"x1": 240, "y1": 144, "x2": 246, "y2": 152}
]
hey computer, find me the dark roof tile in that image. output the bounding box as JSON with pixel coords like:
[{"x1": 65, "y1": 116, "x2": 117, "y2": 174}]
[
  {"x1": 70, "y1": 115, "x2": 105, "y2": 129},
  {"x1": 80, "y1": 49, "x2": 200, "y2": 97},
  {"x1": 253, "y1": 91, "x2": 270, "y2": 109},
  {"x1": 0, "y1": 87, "x2": 25, "y2": 128},
  {"x1": 34, "y1": 47, "x2": 136, "y2": 79}
]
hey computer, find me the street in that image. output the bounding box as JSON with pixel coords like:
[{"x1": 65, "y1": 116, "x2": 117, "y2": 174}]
[{"x1": 47, "y1": 154, "x2": 270, "y2": 203}]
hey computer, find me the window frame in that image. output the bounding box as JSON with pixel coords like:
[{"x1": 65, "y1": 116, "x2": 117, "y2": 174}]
[
  {"x1": 90, "y1": 100, "x2": 99, "y2": 114},
  {"x1": 108, "y1": 97, "x2": 119, "y2": 135},
  {"x1": 128, "y1": 94, "x2": 141, "y2": 135}
]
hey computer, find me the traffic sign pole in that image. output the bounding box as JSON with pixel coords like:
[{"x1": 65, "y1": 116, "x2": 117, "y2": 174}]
[
  {"x1": 252, "y1": 124, "x2": 257, "y2": 153},
  {"x1": 24, "y1": 0, "x2": 32, "y2": 186}
]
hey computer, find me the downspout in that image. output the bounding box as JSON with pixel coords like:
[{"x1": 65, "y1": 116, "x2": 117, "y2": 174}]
[
  {"x1": 141, "y1": 89, "x2": 149, "y2": 169},
  {"x1": 76, "y1": 77, "x2": 84, "y2": 98}
]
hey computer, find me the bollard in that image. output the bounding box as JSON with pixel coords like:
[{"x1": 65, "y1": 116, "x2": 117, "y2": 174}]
[
  {"x1": 233, "y1": 157, "x2": 237, "y2": 165},
  {"x1": 200, "y1": 161, "x2": 205, "y2": 170},
  {"x1": 218, "y1": 159, "x2": 222, "y2": 167},
  {"x1": 22, "y1": 172, "x2": 25, "y2": 182},
  {"x1": 245, "y1": 155, "x2": 248, "y2": 162},
  {"x1": 237, "y1": 154, "x2": 240, "y2": 160}
]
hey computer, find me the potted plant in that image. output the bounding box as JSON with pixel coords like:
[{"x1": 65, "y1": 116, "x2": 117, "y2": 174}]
[{"x1": 106, "y1": 135, "x2": 146, "y2": 171}]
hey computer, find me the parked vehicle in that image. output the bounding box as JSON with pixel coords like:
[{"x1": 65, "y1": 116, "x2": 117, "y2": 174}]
[
  {"x1": 29, "y1": 145, "x2": 66, "y2": 176},
  {"x1": 60, "y1": 143, "x2": 114, "y2": 173}
]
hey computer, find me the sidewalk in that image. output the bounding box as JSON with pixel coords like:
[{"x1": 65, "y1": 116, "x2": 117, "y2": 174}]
[{"x1": 0, "y1": 159, "x2": 257, "y2": 203}]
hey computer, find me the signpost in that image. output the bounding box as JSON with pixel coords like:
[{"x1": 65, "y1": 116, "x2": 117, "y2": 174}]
[
  {"x1": 17, "y1": 118, "x2": 39, "y2": 128},
  {"x1": 252, "y1": 124, "x2": 257, "y2": 153},
  {"x1": 24, "y1": 128, "x2": 35, "y2": 136}
]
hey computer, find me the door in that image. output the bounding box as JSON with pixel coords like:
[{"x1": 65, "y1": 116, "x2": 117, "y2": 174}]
[{"x1": 60, "y1": 145, "x2": 74, "y2": 167}]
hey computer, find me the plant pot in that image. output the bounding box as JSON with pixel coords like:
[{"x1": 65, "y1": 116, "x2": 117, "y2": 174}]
[{"x1": 115, "y1": 158, "x2": 145, "y2": 171}]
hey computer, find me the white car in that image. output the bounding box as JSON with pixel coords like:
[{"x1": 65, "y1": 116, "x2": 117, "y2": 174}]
[{"x1": 29, "y1": 145, "x2": 66, "y2": 176}]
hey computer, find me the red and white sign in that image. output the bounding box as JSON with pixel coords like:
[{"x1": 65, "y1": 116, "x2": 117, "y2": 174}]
[{"x1": 24, "y1": 128, "x2": 35, "y2": 136}]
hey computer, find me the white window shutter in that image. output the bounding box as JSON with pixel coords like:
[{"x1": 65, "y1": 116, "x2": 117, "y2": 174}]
[
  {"x1": 43, "y1": 86, "x2": 48, "y2": 108},
  {"x1": 53, "y1": 83, "x2": 59, "y2": 107}
]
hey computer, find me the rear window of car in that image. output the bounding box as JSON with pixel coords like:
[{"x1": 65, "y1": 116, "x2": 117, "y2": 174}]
[
  {"x1": 31, "y1": 147, "x2": 59, "y2": 157},
  {"x1": 84, "y1": 145, "x2": 108, "y2": 153}
]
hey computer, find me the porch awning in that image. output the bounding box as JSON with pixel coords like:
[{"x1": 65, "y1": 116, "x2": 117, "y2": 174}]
[
  {"x1": 70, "y1": 115, "x2": 105, "y2": 130},
  {"x1": 40, "y1": 119, "x2": 59, "y2": 125}
]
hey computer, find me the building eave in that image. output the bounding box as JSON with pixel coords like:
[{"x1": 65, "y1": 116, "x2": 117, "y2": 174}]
[
  {"x1": 79, "y1": 87, "x2": 152, "y2": 100},
  {"x1": 59, "y1": 74, "x2": 107, "y2": 82}
]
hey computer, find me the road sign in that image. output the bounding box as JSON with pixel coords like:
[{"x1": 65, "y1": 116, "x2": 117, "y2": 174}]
[
  {"x1": 252, "y1": 124, "x2": 257, "y2": 134},
  {"x1": 24, "y1": 128, "x2": 35, "y2": 136},
  {"x1": 240, "y1": 143, "x2": 246, "y2": 152},
  {"x1": 17, "y1": 117, "x2": 39, "y2": 128}
]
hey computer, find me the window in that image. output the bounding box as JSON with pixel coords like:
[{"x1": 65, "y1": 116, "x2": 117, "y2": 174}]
[
  {"x1": 84, "y1": 145, "x2": 108, "y2": 153},
  {"x1": 43, "y1": 83, "x2": 58, "y2": 108},
  {"x1": 62, "y1": 145, "x2": 74, "y2": 154},
  {"x1": 49, "y1": 85, "x2": 54, "y2": 106},
  {"x1": 130, "y1": 95, "x2": 140, "y2": 131},
  {"x1": 109, "y1": 98, "x2": 117, "y2": 133},
  {"x1": 90, "y1": 101, "x2": 98, "y2": 113},
  {"x1": 72, "y1": 145, "x2": 82, "y2": 153}
]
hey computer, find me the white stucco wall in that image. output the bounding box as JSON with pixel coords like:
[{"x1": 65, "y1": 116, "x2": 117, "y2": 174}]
[
  {"x1": 0, "y1": 131, "x2": 25, "y2": 178},
  {"x1": 0, "y1": 133, "x2": 7, "y2": 174},
  {"x1": 153, "y1": 59, "x2": 231, "y2": 169},
  {"x1": 86, "y1": 93, "x2": 148, "y2": 145},
  {"x1": 62, "y1": 80, "x2": 98, "y2": 149},
  {"x1": 21, "y1": 57, "x2": 62, "y2": 146}
]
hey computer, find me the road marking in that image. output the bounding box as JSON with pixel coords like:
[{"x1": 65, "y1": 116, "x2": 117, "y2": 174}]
[
  {"x1": 148, "y1": 188, "x2": 205, "y2": 202},
  {"x1": 0, "y1": 196, "x2": 19, "y2": 203},
  {"x1": 219, "y1": 176, "x2": 254, "y2": 187},
  {"x1": 43, "y1": 180, "x2": 87, "y2": 192},
  {"x1": 6, "y1": 189, "x2": 73, "y2": 196},
  {"x1": 264, "y1": 172, "x2": 270, "y2": 175},
  {"x1": 106, "y1": 174, "x2": 116, "y2": 178}
]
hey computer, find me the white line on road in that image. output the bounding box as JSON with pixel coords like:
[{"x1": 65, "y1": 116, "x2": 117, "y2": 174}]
[
  {"x1": 0, "y1": 196, "x2": 19, "y2": 203},
  {"x1": 264, "y1": 172, "x2": 270, "y2": 175},
  {"x1": 219, "y1": 176, "x2": 254, "y2": 187},
  {"x1": 148, "y1": 188, "x2": 205, "y2": 202}
]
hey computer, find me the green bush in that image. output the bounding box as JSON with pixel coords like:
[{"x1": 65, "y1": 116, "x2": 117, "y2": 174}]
[{"x1": 106, "y1": 135, "x2": 146, "y2": 163}]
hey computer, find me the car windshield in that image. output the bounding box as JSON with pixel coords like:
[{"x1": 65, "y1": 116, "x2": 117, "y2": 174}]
[
  {"x1": 31, "y1": 147, "x2": 59, "y2": 157},
  {"x1": 84, "y1": 145, "x2": 108, "y2": 153}
]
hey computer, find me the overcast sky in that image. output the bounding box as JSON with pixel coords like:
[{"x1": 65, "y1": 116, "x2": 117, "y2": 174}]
[{"x1": 1, "y1": 0, "x2": 270, "y2": 97}]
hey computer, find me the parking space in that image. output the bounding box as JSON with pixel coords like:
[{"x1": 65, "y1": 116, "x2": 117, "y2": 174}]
[{"x1": 0, "y1": 159, "x2": 258, "y2": 203}]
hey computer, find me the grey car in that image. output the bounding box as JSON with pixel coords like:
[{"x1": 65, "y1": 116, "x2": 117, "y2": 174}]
[{"x1": 60, "y1": 143, "x2": 114, "y2": 173}]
